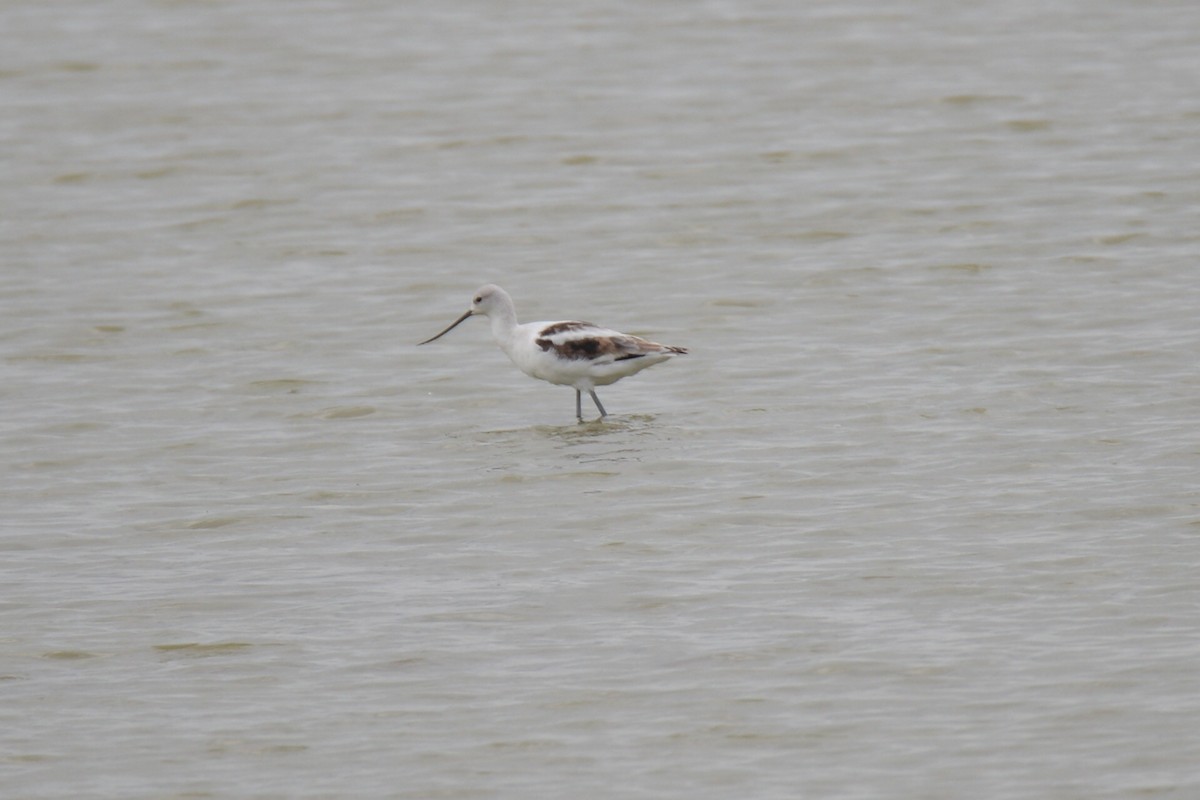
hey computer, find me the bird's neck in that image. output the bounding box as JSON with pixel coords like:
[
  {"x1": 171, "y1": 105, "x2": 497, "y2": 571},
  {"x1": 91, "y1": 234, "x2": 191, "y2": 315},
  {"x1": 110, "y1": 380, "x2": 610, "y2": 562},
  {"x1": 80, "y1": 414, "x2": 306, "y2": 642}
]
[{"x1": 488, "y1": 307, "x2": 519, "y2": 350}]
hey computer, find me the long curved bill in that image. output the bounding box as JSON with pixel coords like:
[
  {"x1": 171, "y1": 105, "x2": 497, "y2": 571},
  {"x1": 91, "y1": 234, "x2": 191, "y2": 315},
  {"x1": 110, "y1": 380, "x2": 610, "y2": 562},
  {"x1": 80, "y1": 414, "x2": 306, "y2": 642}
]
[{"x1": 417, "y1": 309, "x2": 474, "y2": 345}]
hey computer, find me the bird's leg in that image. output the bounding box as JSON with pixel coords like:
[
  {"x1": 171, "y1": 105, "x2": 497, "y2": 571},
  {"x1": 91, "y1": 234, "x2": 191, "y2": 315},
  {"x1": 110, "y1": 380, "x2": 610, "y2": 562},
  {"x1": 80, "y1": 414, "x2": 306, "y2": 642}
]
[
  {"x1": 575, "y1": 389, "x2": 583, "y2": 422},
  {"x1": 589, "y1": 390, "x2": 608, "y2": 418}
]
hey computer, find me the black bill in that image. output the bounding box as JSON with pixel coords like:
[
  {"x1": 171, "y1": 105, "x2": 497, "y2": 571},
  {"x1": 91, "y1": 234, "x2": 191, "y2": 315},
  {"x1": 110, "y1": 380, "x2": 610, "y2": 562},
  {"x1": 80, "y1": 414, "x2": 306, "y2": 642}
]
[{"x1": 417, "y1": 309, "x2": 474, "y2": 345}]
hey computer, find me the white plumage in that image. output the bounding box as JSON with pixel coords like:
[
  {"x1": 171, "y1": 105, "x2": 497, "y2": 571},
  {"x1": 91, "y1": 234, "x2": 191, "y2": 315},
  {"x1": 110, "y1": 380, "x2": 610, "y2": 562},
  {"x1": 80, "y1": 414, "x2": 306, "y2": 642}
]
[{"x1": 419, "y1": 284, "x2": 687, "y2": 420}]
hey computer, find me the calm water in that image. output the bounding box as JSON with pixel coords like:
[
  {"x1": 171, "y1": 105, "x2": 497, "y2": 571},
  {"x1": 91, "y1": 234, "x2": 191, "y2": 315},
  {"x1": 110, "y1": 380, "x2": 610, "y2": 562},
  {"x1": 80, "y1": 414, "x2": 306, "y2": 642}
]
[{"x1": 4, "y1": 1, "x2": 1199, "y2": 797}]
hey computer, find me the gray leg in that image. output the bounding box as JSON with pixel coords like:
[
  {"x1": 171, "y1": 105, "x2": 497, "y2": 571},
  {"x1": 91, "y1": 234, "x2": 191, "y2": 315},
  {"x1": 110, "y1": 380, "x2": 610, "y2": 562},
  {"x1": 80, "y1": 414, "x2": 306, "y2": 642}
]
[
  {"x1": 589, "y1": 390, "x2": 608, "y2": 418},
  {"x1": 575, "y1": 389, "x2": 582, "y2": 421}
]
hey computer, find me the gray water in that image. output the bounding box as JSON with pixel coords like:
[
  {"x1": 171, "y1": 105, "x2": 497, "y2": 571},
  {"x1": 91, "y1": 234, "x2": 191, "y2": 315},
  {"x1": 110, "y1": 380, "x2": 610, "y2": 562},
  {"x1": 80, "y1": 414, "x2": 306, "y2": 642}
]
[{"x1": 3, "y1": 1, "x2": 1199, "y2": 798}]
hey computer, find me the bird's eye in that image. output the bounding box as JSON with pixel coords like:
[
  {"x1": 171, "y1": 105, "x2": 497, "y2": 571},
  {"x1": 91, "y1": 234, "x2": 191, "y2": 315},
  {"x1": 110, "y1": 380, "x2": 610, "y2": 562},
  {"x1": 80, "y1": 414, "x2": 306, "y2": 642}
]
[{"x1": 474, "y1": 296, "x2": 482, "y2": 303}]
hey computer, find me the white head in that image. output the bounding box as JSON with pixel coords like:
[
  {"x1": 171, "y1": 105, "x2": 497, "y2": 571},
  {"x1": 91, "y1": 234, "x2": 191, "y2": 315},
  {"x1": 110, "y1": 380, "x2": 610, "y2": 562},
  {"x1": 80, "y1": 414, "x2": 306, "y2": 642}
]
[
  {"x1": 466, "y1": 284, "x2": 512, "y2": 318},
  {"x1": 418, "y1": 284, "x2": 514, "y2": 344}
]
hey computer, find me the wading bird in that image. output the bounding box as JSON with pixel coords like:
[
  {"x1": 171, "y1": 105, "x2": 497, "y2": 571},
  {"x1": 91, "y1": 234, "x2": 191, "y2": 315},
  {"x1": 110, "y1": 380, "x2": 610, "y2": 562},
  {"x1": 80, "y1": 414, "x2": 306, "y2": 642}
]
[{"x1": 419, "y1": 285, "x2": 687, "y2": 421}]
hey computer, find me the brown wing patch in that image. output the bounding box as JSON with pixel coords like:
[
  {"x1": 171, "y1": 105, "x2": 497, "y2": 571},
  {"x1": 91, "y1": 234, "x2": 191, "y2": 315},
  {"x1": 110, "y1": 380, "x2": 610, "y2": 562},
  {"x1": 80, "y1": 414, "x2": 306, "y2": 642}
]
[
  {"x1": 538, "y1": 321, "x2": 595, "y2": 336},
  {"x1": 536, "y1": 335, "x2": 630, "y2": 361},
  {"x1": 536, "y1": 329, "x2": 688, "y2": 361}
]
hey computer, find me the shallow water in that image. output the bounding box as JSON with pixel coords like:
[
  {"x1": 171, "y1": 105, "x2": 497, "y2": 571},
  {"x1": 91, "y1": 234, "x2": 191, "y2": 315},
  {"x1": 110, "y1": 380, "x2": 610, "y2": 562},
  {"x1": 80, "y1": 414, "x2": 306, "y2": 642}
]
[{"x1": 4, "y1": 0, "x2": 1200, "y2": 797}]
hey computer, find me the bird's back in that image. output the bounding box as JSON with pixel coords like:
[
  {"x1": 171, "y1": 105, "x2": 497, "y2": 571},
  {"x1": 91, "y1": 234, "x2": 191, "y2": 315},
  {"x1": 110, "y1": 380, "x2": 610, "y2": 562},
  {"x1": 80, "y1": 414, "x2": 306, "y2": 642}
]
[{"x1": 508, "y1": 319, "x2": 685, "y2": 387}]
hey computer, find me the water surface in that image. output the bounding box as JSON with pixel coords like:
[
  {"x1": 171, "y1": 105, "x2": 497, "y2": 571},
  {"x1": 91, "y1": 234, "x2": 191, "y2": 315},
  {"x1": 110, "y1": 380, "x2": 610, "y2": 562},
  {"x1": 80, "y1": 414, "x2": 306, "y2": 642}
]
[{"x1": 3, "y1": 1, "x2": 1199, "y2": 797}]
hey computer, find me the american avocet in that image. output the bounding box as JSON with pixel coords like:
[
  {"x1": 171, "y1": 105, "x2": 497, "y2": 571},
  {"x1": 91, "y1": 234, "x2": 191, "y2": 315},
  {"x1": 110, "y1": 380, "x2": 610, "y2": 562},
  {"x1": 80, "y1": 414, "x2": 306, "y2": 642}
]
[{"x1": 418, "y1": 284, "x2": 687, "y2": 421}]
